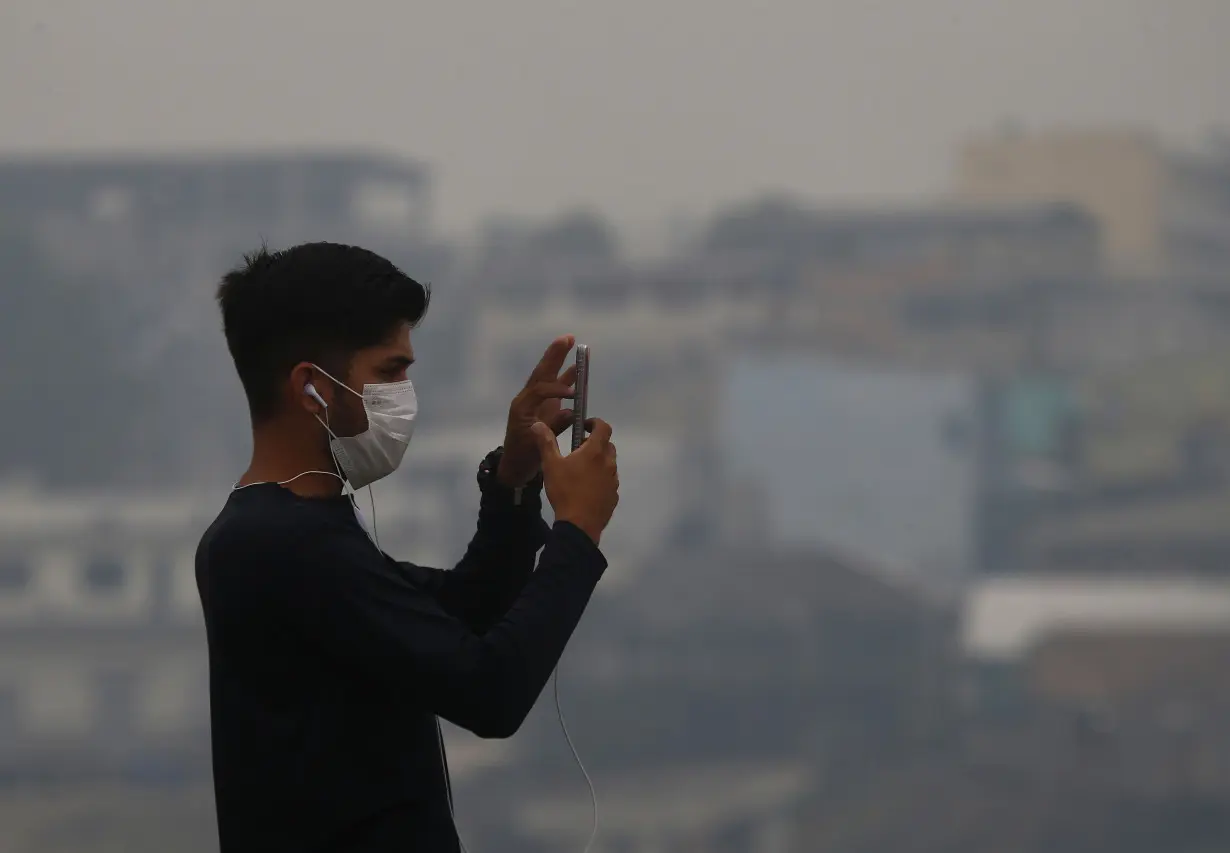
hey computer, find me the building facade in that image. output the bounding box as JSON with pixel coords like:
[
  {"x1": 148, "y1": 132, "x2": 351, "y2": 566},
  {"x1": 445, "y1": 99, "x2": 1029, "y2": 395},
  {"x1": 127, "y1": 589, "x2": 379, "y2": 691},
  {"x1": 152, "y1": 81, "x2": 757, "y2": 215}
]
[{"x1": 954, "y1": 127, "x2": 1230, "y2": 277}]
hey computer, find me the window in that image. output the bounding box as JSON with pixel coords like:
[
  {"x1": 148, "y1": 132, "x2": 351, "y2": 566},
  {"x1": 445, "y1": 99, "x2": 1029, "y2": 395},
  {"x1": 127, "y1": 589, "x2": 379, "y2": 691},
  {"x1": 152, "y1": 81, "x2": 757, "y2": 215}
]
[
  {"x1": 656, "y1": 277, "x2": 705, "y2": 309},
  {"x1": 96, "y1": 670, "x2": 137, "y2": 740},
  {"x1": 902, "y1": 295, "x2": 963, "y2": 330},
  {"x1": 83, "y1": 557, "x2": 126, "y2": 592},
  {"x1": 89, "y1": 185, "x2": 134, "y2": 222},
  {"x1": 574, "y1": 273, "x2": 629, "y2": 310},
  {"x1": 350, "y1": 181, "x2": 418, "y2": 228},
  {"x1": 942, "y1": 413, "x2": 974, "y2": 452},
  {"x1": 168, "y1": 555, "x2": 203, "y2": 622},
  {"x1": 0, "y1": 684, "x2": 17, "y2": 748},
  {"x1": 0, "y1": 557, "x2": 31, "y2": 592}
]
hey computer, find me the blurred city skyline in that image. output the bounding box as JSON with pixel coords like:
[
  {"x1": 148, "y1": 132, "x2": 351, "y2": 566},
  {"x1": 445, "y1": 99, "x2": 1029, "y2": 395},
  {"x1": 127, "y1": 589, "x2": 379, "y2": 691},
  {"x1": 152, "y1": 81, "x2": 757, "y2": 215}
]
[
  {"x1": 4, "y1": 4, "x2": 1230, "y2": 849},
  {"x1": 2, "y1": 0, "x2": 1229, "y2": 251}
]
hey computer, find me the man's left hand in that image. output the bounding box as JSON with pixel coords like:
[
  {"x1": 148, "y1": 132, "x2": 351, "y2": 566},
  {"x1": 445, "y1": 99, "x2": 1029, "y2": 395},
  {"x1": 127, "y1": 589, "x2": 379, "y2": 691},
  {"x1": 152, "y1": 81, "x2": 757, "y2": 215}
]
[{"x1": 497, "y1": 335, "x2": 578, "y2": 488}]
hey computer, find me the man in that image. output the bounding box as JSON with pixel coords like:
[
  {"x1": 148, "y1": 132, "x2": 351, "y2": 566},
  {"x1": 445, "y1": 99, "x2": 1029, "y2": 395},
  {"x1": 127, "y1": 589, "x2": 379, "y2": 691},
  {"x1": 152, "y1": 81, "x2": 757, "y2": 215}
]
[{"x1": 196, "y1": 242, "x2": 619, "y2": 853}]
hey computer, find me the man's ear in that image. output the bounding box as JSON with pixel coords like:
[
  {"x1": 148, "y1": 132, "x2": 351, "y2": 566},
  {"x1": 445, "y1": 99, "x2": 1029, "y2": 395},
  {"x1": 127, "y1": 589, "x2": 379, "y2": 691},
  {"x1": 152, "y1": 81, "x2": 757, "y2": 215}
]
[{"x1": 289, "y1": 362, "x2": 328, "y2": 415}]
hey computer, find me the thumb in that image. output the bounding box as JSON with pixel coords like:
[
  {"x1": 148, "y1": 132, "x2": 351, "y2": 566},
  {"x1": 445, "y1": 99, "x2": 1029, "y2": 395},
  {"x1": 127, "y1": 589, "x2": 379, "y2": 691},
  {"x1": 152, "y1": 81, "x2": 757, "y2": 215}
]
[{"x1": 531, "y1": 422, "x2": 562, "y2": 461}]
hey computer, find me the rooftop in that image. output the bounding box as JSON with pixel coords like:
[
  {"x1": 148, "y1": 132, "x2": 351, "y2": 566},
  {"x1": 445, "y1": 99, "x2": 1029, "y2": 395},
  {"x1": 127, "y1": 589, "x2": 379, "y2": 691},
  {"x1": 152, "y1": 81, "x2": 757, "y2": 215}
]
[{"x1": 962, "y1": 574, "x2": 1230, "y2": 662}]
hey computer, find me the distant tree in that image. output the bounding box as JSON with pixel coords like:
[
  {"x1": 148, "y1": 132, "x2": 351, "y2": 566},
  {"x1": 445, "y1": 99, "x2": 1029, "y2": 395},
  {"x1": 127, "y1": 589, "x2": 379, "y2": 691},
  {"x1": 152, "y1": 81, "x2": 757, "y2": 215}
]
[
  {"x1": 527, "y1": 209, "x2": 620, "y2": 261},
  {"x1": 702, "y1": 194, "x2": 816, "y2": 254}
]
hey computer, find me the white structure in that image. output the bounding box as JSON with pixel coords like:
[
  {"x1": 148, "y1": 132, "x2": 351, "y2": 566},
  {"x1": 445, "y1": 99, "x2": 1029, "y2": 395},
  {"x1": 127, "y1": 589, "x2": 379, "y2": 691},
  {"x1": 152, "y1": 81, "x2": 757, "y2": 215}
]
[
  {"x1": 512, "y1": 760, "x2": 811, "y2": 853},
  {"x1": 0, "y1": 477, "x2": 444, "y2": 763},
  {"x1": 961, "y1": 574, "x2": 1230, "y2": 663}
]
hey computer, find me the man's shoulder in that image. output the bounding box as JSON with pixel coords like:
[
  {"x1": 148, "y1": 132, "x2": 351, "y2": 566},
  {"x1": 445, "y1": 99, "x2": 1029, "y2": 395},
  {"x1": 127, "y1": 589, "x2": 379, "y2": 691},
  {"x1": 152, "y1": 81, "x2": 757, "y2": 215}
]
[
  {"x1": 201, "y1": 486, "x2": 312, "y2": 541},
  {"x1": 194, "y1": 489, "x2": 371, "y2": 639},
  {"x1": 196, "y1": 487, "x2": 355, "y2": 575}
]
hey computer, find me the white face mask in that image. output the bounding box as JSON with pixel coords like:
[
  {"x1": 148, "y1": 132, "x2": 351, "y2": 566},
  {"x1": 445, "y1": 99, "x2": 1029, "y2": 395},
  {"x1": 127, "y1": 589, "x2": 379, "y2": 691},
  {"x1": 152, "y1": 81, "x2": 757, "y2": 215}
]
[{"x1": 312, "y1": 366, "x2": 418, "y2": 490}]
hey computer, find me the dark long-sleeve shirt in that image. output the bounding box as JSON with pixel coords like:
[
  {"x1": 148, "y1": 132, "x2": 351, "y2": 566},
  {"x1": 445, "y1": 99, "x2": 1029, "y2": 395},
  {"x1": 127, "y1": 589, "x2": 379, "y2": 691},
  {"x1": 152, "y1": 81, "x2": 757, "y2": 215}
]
[{"x1": 195, "y1": 472, "x2": 607, "y2": 853}]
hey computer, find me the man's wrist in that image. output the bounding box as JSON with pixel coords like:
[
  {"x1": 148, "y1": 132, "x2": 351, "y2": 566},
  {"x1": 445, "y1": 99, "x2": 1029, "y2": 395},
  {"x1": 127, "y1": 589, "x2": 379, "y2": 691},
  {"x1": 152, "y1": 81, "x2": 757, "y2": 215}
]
[
  {"x1": 495, "y1": 461, "x2": 536, "y2": 489},
  {"x1": 555, "y1": 517, "x2": 602, "y2": 548},
  {"x1": 479, "y1": 448, "x2": 543, "y2": 505},
  {"x1": 509, "y1": 470, "x2": 545, "y2": 505}
]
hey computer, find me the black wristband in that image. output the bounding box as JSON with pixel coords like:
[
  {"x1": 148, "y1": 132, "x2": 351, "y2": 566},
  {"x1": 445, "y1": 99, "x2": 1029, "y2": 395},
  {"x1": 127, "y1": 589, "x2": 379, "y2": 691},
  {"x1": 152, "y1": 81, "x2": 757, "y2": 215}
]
[{"x1": 477, "y1": 447, "x2": 544, "y2": 505}]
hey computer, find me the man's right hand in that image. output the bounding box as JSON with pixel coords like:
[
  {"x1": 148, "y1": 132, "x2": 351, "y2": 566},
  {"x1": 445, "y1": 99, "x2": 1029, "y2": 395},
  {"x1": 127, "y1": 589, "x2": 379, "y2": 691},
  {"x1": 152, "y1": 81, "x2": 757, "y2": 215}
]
[{"x1": 532, "y1": 418, "x2": 619, "y2": 546}]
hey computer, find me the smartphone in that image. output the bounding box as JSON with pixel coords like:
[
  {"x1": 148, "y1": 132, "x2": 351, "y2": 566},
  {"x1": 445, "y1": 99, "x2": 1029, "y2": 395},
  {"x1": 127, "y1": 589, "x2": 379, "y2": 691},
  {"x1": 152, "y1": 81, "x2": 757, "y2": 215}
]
[{"x1": 571, "y1": 344, "x2": 590, "y2": 452}]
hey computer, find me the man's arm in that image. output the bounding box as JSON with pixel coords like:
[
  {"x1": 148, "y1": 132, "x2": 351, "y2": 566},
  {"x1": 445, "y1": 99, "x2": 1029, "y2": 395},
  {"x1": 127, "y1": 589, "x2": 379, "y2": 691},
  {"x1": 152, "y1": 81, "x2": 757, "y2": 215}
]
[
  {"x1": 407, "y1": 333, "x2": 584, "y2": 629},
  {"x1": 398, "y1": 448, "x2": 550, "y2": 634},
  {"x1": 291, "y1": 514, "x2": 606, "y2": 739}
]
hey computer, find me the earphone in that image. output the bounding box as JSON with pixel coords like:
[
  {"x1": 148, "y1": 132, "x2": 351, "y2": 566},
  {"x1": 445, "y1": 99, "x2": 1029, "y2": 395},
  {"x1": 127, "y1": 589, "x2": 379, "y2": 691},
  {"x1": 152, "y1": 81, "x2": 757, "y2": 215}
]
[{"x1": 304, "y1": 382, "x2": 328, "y2": 409}]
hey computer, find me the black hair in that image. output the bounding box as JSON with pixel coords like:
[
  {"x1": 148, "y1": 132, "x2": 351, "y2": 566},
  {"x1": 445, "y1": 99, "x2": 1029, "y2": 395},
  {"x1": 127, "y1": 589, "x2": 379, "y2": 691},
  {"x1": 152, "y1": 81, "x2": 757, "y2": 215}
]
[{"x1": 217, "y1": 241, "x2": 430, "y2": 421}]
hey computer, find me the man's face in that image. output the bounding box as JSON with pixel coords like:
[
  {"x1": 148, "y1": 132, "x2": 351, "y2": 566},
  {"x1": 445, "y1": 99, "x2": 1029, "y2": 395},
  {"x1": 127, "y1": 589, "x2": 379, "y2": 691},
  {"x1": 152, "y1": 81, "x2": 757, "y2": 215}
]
[{"x1": 330, "y1": 322, "x2": 415, "y2": 438}]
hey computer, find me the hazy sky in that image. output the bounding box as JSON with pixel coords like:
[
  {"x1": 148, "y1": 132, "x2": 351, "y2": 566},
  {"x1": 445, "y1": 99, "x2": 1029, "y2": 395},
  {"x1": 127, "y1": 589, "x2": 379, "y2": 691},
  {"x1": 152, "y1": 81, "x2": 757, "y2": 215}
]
[{"x1": 2, "y1": 0, "x2": 1228, "y2": 243}]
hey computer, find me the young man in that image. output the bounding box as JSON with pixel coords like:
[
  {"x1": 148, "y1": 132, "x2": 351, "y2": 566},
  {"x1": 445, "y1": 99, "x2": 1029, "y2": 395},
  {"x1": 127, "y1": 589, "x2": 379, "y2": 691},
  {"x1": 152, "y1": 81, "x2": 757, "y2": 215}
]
[{"x1": 196, "y1": 242, "x2": 619, "y2": 853}]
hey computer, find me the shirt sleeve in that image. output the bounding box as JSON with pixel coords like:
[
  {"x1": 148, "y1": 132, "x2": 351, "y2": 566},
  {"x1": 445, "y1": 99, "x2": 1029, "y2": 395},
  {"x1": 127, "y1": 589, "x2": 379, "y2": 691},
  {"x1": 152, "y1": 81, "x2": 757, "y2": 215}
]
[
  {"x1": 286, "y1": 515, "x2": 606, "y2": 739},
  {"x1": 398, "y1": 480, "x2": 551, "y2": 634}
]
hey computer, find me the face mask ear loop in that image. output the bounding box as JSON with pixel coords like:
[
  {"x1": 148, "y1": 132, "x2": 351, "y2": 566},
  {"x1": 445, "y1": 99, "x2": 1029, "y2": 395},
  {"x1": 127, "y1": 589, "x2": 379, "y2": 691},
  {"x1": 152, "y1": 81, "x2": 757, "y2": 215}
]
[
  {"x1": 316, "y1": 407, "x2": 357, "y2": 502},
  {"x1": 310, "y1": 364, "x2": 363, "y2": 401},
  {"x1": 366, "y1": 485, "x2": 380, "y2": 550},
  {"x1": 318, "y1": 408, "x2": 381, "y2": 549},
  {"x1": 311, "y1": 365, "x2": 364, "y2": 502}
]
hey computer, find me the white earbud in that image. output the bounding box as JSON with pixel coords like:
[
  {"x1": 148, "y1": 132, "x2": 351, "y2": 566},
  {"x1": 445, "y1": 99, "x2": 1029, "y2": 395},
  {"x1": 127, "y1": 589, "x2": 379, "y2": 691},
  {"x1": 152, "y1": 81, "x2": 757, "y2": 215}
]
[{"x1": 304, "y1": 383, "x2": 328, "y2": 409}]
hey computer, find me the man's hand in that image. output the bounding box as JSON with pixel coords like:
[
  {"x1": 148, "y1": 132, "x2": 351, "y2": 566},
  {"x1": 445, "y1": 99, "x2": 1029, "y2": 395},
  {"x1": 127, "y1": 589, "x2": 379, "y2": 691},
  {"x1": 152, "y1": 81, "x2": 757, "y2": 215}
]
[
  {"x1": 532, "y1": 418, "x2": 619, "y2": 545},
  {"x1": 497, "y1": 335, "x2": 578, "y2": 488}
]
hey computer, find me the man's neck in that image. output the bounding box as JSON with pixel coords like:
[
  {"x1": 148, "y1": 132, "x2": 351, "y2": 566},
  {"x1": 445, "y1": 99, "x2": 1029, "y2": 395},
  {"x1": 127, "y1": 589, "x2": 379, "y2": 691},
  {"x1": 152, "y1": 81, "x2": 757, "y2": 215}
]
[{"x1": 240, "y1": 420, "x2": 344, "y2": 498}]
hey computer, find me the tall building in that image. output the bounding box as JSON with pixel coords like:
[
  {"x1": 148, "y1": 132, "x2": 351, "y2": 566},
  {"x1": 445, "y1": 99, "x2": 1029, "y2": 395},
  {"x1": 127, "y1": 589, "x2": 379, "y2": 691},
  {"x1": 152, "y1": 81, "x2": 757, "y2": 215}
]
[
  {"x1": 0, "y1": 150, "x2": 434, "y2": 252},
  {"x1": 0, "y1": 151, "x2": 453, "y2": 488},
  {"x1": 954, "y1": 127, "x2": 1230, "y2": 277}
]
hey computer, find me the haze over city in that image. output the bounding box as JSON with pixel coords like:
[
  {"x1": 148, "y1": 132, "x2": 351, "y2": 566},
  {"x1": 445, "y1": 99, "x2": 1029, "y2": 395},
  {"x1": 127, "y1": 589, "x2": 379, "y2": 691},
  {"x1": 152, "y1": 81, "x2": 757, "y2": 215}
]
[
  {"x1": 2, "y1": 0, "x2": 1229, "y2": 246},
  {"x1": 4, "y1": 2, "x2": 1230, "y2": 851}
]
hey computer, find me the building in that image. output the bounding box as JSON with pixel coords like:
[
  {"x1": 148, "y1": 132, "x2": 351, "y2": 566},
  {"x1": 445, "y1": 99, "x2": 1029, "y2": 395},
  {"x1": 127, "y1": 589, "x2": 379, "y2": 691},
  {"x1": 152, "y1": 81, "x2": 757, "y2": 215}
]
[
  {"x1": 510, "y1": 761, "x2": 811, "y2": 853},
  {"x1": 0, "y1": 150, "x2": 444, "y2": 326},
  {"x1": 463, "y1": 255, "x2": 771, "y2": 422},
  {"x1": 0, "y1": 485, "x2": 215, "y2": 779},
  {"x1": 0, "y1": 151, "x2": 443, "y2": 327},
  {"x1": 976, "y1": 348, "x2": 1230, "y2": 575},
  {"x1": 954, "y1": 126, "x2": 1230, "y2": 277},
  {"x1": 703, "y1": 198, "x2": 1100, "y2": 279},
  {"x1": 0, "y1": 412, "x2": 687, "y2": 779},
  {"x1": 962, "y1": 575, "x2": 1230, "y2": 666},
  {"x1": 452, "y1": 542, "x2": 948, "y2": 853},
  {"x1": 0, "y1": 150, "x2": 433, "y2": 256},
  {"x1": 719, "y1": 356, "x2": 981, "y2": 597},
  {"x1": 462, "y1": 199, "x2": 1101, "y2": 427},
  {"x1": 0, "y1": 476, "x2": 445, "y2": 781},
  {"x1": 0, "y1": 150, "x2": 455, "y2": 489},
  {"x1": 960, "y1": 574, "x2": 1230, "y2": 799},
  {"x1": 399, "y1": 423, "x2": 686, "y2": 586}
]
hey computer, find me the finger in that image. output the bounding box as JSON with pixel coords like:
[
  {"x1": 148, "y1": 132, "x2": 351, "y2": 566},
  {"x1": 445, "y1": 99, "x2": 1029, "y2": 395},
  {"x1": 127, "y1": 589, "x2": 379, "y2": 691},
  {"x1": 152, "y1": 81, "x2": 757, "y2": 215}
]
[
  {"x1": 530, "y1": 422, "x2": 563, "y2": 460},
  {"x1": 548, "y1": 409, "x2": 574, "y2": 436},
  {"x1": 525, "y1": 381, "x2": 576, "y2": 403},
  {"x1": 557, "y1": 364, "x2": 578, "y2": 387},
  {"x1": 606, "y1": 441, "x2": 616, "y2": 461},
  {"x1": 582, "y1": 418, "x2": 612, "y2": 448},
  {"x1": 529, "y1": 335, "x2": 575, "y2": 383}
]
